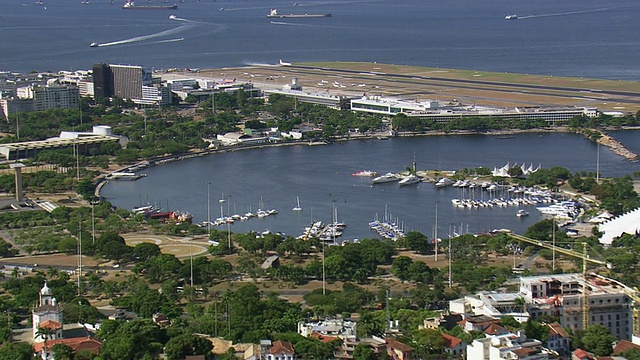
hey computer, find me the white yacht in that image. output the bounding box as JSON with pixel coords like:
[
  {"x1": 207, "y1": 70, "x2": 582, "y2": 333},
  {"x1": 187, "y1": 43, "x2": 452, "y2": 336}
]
[
  {"x1": 516, "y1": 209, "x2": 529, "y2": 217},
  {"x1": 372, "y1": 173, "x2": 399, "y2": 184},
  {"x1": 435, "y1": 177, "x2": 454, "y2": 188},
  {"x1": 398, "y1": 174, "x2": 420, "y2": 186},
  {"x1": 293, "y1": 196, "x2": 303, "y2": 212}
]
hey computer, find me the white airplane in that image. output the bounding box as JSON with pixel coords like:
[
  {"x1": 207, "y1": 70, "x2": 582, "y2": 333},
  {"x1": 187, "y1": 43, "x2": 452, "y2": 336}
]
[{"x1": 279, "y1": 59, "x2": 292, "y2": 66}]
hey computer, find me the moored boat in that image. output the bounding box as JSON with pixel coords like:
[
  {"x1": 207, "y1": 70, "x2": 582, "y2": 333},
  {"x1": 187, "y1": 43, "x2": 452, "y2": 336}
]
[
  {"x1": 516, "y1": 209, "x2": 529, "y2": 217},
  {"x1": 398, "y1": 174, "x2": 420, "y2": 186},
  {"x1": 352, "y1": 170, "x2": 379, "y2": 177},
  {"x1": 435, "y1": 177, "x2": 454, "y2": 188},
  {"x1": 372, "y1": 173, "x2": 399, "y2": 184}
]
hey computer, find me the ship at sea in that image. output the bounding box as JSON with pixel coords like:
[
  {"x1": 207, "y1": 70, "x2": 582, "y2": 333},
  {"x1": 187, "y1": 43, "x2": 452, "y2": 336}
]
[
  {"x1": 122, "y1": 1, "x2": 177, "y2": 10},
  {"x1": 266, "y1": 8, "x2": 331, "y2": 18}
]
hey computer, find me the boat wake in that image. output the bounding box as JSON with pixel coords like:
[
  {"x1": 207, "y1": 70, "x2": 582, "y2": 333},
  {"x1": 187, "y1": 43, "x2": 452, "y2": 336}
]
[
  {"x1": 148, "y1": 37, "x2": 185, "y2": 44},
  {"x1": 517, "y1": 7, "x2": 612, "y2": 20},
  {"x1": 269, "y1": 21, "x2": 344, "y2": 29},
  {"x1": 98, "y1": 24, "x2": 194, "y2": 47}
]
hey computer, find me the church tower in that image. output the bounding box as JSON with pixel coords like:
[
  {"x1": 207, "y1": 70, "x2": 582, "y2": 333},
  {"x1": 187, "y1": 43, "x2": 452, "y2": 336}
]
[{"x1": 32, "y1": 281, "x2": 63, "y2": 342}]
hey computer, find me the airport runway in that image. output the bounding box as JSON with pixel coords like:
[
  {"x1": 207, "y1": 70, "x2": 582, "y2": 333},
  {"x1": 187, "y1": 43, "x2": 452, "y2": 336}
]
[{"x1": 191, "y1": 62, "x2": 640, "y2": 112}]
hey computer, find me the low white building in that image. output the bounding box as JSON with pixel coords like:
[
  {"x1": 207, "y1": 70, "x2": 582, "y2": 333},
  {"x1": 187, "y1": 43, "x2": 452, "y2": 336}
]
[
  {"x1": 598, "y1": 207, "x2": 640, "y2": 245},
  {"x1": 297, "y1": 319, "x2": 357, "y2": 339},
  {"x1": 216, "y1": 132, "x2": 268, "y2": 146},
  {"x1": 467, "y1": 331, "x2": 553, "y2": 360}
]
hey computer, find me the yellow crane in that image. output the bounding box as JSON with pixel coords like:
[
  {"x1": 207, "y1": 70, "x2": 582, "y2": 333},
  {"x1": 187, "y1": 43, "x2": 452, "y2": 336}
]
[{"x1": 506, "y1": 232, "x2": 614, "y2": 330}]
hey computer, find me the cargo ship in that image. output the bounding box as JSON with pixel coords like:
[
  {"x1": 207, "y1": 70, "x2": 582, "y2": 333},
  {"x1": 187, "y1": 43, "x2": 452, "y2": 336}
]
[
  {"x1": 266, "y1": 9, "x2": 331, "y2": 18},
  {"x1": 122, "y1": 1, "x2": 177, "y2": 10}
]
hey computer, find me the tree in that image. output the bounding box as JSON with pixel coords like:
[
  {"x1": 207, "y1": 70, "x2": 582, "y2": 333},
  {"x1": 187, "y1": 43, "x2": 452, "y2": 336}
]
[
  {"x1": 133, "y1": 242, "x2": 161, "y2": 261},
  {"x1": 620, "y1": 348, "x2": 640, "y2": 360},
  {"x1": 51, "y1": 343, "x2": 73, "y2": 360},
  {"x1": 524, "y1": 319, "x2": 547, "y2": 343},
  {"x1": 404, "y1": 231, "x2": 431, "y2": 254},
  {"x1": 0, "y1": 342, "x2": 34, "y2": 360},
  {"x1": 36, "y1": 326, "x2": 55, "y2": 353},
  {"x1": 391, "y1": 256, "x2": 413, "y2": 280},
  {"x1": 411, "y1": 328, "x2": 444, "y2": 357},
  {"x1": 353, "y1": 343, "x2": 375, "y2": 360},
  {"x1": 582, "y1": 324, "x2": 616, "y2": 356},
  {"x1": 164, "y1": 334, "x2": 213, "y2": 360}
]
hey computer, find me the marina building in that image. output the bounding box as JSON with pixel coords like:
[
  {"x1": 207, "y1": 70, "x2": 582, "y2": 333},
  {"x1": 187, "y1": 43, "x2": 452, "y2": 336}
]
[
  {"x1": 450, "y1": 273, "x2": 635, "y2": 341},
  {"x1": 597, "y1": 207, "x2": 640, "y2": 245}
]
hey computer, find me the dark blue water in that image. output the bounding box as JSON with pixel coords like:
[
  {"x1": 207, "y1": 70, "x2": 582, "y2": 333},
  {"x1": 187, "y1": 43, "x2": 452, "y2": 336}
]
[
  {"x1": 608, "y1": 129, "x2": 640, "y2": 157},
  {"x1": 100, "y1": 133, "x2": 640, "y2": 240},
  {"x1": 1, "y1": 0, "x2": 639, "y2": 79}
]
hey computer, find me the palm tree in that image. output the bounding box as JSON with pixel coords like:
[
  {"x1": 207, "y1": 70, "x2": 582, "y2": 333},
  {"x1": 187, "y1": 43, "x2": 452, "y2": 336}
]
[{"x1": 36, "y1": 326, "x2": 55, "y2": 358}]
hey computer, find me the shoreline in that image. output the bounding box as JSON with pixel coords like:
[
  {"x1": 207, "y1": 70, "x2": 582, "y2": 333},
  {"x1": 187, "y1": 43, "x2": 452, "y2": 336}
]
[{"x1": 97, "y1": 126, "x2": 640, "y2": 199}]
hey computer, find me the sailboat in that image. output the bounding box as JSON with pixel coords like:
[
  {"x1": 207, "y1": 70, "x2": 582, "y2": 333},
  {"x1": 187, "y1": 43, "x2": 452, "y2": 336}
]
[{"x1": 293, "y1": 196, "x2": 303, "y2": 211}]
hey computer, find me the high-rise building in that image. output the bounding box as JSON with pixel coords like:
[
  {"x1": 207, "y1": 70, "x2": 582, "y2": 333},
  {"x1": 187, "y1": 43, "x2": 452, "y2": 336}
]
[
  {"x1": 91, "y1": 63, "x2": 170, "y2": 106},
  {"x1": 109, "y1": 64, "x2": 151, "y2": 100},
  {"x1": 92, "y1": 63, "x2": 113, "y2": 99}
]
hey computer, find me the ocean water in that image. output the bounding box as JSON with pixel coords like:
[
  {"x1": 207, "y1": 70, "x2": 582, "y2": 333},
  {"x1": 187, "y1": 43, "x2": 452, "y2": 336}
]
[{"x1": 1, "y1": 0, "x2": 639, "y2": 79}]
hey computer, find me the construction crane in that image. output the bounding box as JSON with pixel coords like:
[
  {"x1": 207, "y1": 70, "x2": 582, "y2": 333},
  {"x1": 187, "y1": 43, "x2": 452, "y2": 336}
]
[
  {"x1": 506, "y1": 233, "x2": 611, "y2": 269},
  {"x1": 589, "y1": 272, "x2": 640, "y2": 335},
  {"x1": 506, "y1": 232, "x2": 612, "y2": 330}
]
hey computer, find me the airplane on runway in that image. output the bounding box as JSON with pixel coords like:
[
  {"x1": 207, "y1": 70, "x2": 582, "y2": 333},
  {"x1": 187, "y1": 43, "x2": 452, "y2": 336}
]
[{"x1": 279, "y1": 59, "x2": 292, "y2": 66}]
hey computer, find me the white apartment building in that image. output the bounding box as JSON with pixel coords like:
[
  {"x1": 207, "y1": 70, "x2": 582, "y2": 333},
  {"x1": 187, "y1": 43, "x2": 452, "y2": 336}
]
[
  {"x1": 467, "y1": 331, "x2": 553, "y2": 360},
  {"x1": 520, "y1": 273, "x2": 633, "y2": 340},
  {"x1": 450, "y1": 273, "x2": 634, "y2": 341}
]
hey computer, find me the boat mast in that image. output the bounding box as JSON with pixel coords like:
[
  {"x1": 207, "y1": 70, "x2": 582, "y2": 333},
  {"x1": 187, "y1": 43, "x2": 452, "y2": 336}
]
[
  {"x1": 434, "y1": 200, "x2": 438, "y2": 261},
  {"x1": 596, "y1": 142, "x2": 600, "y2": 183}
]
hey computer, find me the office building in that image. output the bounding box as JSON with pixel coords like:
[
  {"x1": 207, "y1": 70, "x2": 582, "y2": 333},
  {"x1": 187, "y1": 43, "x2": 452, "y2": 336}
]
[{"x1": 91, "y1": 63, "x2": 170, "y2": 106}]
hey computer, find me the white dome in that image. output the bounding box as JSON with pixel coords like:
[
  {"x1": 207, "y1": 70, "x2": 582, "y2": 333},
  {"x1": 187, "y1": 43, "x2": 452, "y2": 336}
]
[{"x1": 40, "y1": 281, "x2": 52, "y2": 296}]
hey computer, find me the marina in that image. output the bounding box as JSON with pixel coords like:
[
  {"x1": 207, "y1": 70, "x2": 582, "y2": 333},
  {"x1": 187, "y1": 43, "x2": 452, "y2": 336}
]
[{"x1": 100, "y1": 132, "x2": 639, "y2": 241}]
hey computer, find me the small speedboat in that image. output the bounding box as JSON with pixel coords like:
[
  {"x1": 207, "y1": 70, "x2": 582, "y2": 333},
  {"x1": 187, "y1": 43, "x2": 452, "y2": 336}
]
[
  {"x1": 90, "y1": 42, "x2": 99, "y2": 47},
  {"x1": 516, "y1": 209, "x2": 529, "y2": 217}
]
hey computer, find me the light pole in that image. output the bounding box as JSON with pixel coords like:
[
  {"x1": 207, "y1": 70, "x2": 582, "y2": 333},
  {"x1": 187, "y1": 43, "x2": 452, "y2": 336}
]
[
  {"x1": 91, "y1": 201, "x2": 95, "y2": 244},
  {"x1": 207, "y1": 182, "x2": 211, "y2": 236},
  {"x1": 552, "y1": 216, "x2": 556, "y2": 271},
  {"x1": 190, "y1": 239, "x2": 193, "y2": 287}
]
